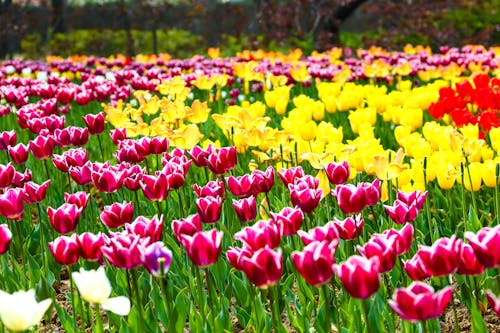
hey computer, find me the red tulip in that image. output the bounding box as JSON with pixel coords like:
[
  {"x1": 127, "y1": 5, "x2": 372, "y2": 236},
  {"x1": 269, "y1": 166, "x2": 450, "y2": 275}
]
[
  {"x1": 162, "y1": 164, "x2": 186, "y2": 189},
  {"x1": 110, "y1": 128, "x2": 127, "y2": 145},
  {"x1": 389, "y1": 282, "x2": 453, "y2": 322},
  {"x1": 403, "y1": 255, "x2": 430, "y2": 281},
  {"x1": 297, "y1": 221, "x2": 339, "y2": 246},
  {"x1": 252, "y1": 166, "x2": 275, "y2": 193},
  {"x1": 29, "y1": 135, "x2": 55, "y2": 160},
  {"x1": 485, "y1": 290, "x2": 500, "y2": 317},
  {"x1": 69, "y1": 163, "x2": 92, "y2": 186},
  {"x1": 206, "y1": 146, "x2": 237, "y2": 175},
  {"x1": 193, "y1": 179, "x2": 225, "y2": 198},
  {"x1": 172, "y1": 214, "x2": 202, "y2": 242},
  {"x1": 140, "y1": 173, "x2": 169, "y2": 201},
  {"x1": 378, "y1": 223, "x2": 414, "y2": 255},
  {"x1": 333, "y1": 255, "x2": 380, "y2": 299},
  {"x1": 234, "y1": 219, "x2": 282, "y2": 250},
  {"x1": 277, "y1": 166, "x2": 304, "y2": 187},
  {"x1": 67, "y1": 126, "x2": 90, "y2": 147},
  {"x1": 384, "y1": 200, "x2": 419, "y2": 225},
  {"x1": 397, "y1": 190, "x2": 428, "y2": 210},
  {"x1": 64, "y1": 191, "x2": 90, "y2": 209},
  {"x1": 126, "y1": 214, "x2": 164, "y2": 243},
  {"x1": 229, "y1": 246, "x2": 282, "y2": 289},
  {"x1": 180, "y1": 229, "x2": 223, "y2": 267},
  {"x1": 232, "y1": 196, "x2": 257, "y2": 223},
  {"x1": 227, "y1": 174, "x2": 255, "y2": 198},
  {"x1": 83, "y1": 112, "x2": 105, "y2": 135},
  {"x1": 465, "y1": 225, "x2": 500, "y2": 268},
  {"x1": 77, "y1": 232, "x2": 107, "y2": 262},
  {"x1": 0, "y1": 188, "x2": 25, "y2": 220},
  {"x1": 48, "y1": 234, "x2": 81, "y2": 265},
  {"x1": 362, "y1": 179, "x2": 381, "y2": 206},
  {"x1": 101, "y1": 232, "x2": 145, "y2": 269},
  {"x1": 123, "y1": 165, "x2": 145, "y2": 191},
  {"x1": 0, "y1": 162, "x2": 15, "y2": 188},
  {"x1": 23, "y1": 180, "x2": 51, "y2": 204},
  {"x1": 195, "y1": 195, "x2": 223, "y2": 223},
  {"x1": 115, "y1": 144, "x2": 145, "y2": 164},
  {"x1": 456, "y1": 240, "x2": 485, "y2": 275},
  {"x1": 188, "y1": 145, "x2": 213, "y2": 167},
  {"x1": 332, "y1": 215, "x2": 364, "y2": 240},
  {"x1": 91, "y1": 168, "x2": 125, "y2": 193},
  {"x1": 332, "y1": 183, "x2": 367, "y2": 215},
  {"x1": 0, "y1": 130, "x2": 16, "y2": 150},
  {"x1": 10, "y1": 169, "x2": 32, "y2": 188},
  {"x1": 0, "y1": 224, "x2": 12, "y2": 255},
  {"x1": 149, "y1": 137, "x2": 169, "y2": 155},
  {"x1": 47, "y1": 203, "x2": 83, "y2": 234},
  {"x1": 270, "y1": 206, "x2": 304, "y2": 236},
  {"x1": 292, "y1": 241, "x2": 336, "y2": 286},
  {"x1": 324, "y1": 161, "x2": 350, "y2": 185},
  {"x1": 358, "y1": 235, "x2": 398, "y2": 273},
  {"x1": 415, "y1": 236, "x2": 460, "y2": 277},
  {"x1": 100, "y1": 201, "x2": 134, "y2": 229},
  {"x1": 8, "y1": 143, "x2": 30, "y2": 164}
]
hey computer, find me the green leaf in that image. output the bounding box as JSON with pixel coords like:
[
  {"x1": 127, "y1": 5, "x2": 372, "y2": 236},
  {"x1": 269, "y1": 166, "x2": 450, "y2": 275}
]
[{"x1": 471, "y1": 301, "x2": 488, "y2": 333}]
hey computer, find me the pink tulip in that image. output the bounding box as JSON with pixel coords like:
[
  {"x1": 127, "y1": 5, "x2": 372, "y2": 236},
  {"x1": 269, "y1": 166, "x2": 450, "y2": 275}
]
[
  {"x1": 206, "y1": 146, "x2": 237, "y2": 175},
  {"x1": 465, "y1": 225, "x2": 500, "y2": 268},
  {"x1": 270, "y1": 206, "x2": 304, "y2": 236},
  {"x1": 358, "y1": 235, "x2": 398, "y2": 273},
  {"x1": 140, "y1": 173, "x2": 169, "y2": 201},
  {"x1": 0, "y1": 224, "x2": 12, "y2": 255},
  {"x1": 193, "y1": 179, "x2": 225, "y2": 198},
  {"x1": 333, "y1": 183, "x2": 367, "y2": 215},
  {"x1": 77, "y1": 232, "x2": 107, "y2": 262},
  {"x1": 456, "y1": 240, "x2": 485, "y2": 275},
  {"x1": 229, "y1": 246, "x2": 282, "y2": 289},
  {"x1": 69, "y1": 163, "x2": 92, "y2": 186},
  {"x1": 397, "y1": 190, "x2": 428, "y2": 210},
  {"x1": 91, "y1": 168, "x2": 125, "y2": 193},
  {"x1": 333, "y1": 255, "x2": 380, "y2": 299},
  {"x1": 100, "y1": 201, "x2": 134, "y2": 229},
  {"x1": 0, "y1": 163, "x2": 15, "y2": 188},
  {"x1": 0, "y1": 130, "x2": 16, "y2": 150},
  {"x1": 384, "y1": 200, "x2": 419, "y2": 225},
  {"x1": 23, "y1": 180, "x2": 51, "y2": 204},
  {"x1": 48, "y1": 234, "x2": 81, "y2": 265},
  {"x1": 297, "y1": 221, "x2": 339, "y2": 246},
  {"x1": 83, "y1": 112, "x2": 105, "y2": 135},
  {"x1": 196, "y1": 195, "x2": 223, "y2": 223},
  {"x1": 415, "y1": 236, "x2": 460, "y2": 277},
  {"x1": 29, "y1": 135, "x2": 55, "y2": 160},
  {"x1": 232, "y1": 196, "x2": 257, "y2": 223},
  {"x1": 332, "y1": 215, "x2": 364, "y2": 240},
  {"x1": 485, "y1": 290, "x2": 500, "y2": 317},
  {"x1": 101, "y1": 232, "x2": 145, "y2": 269},
  {"x1": 234, "y1": 219, "x2": 282, "y2": 250},
  {"x1": 172, "y1": 214, "x2": 202, "y2": 242},
  {"x1": 389, "y1": 282, "x2": 453, "y2": 322},
  {"x1": 403, "y1": 255, "x2": 431, "y2": 281},
  {"x1": 252, "y1": 166, "x2": 275, "y2": 193},
  {"x1": 0, "y1": 188, "x2": 25, "y2": 220},
  {"x1": 47, "y1": 203, "x2": 83, "y2": 234},
  {"x1": 64, "y1": 191, "x2": 90, "y2": 209},
  {"x1": 292, "y1": 241, "x2": 336, "y2": 286},
  {"x1": 110, "y1": 128, "x2": 127, "y2": 145},
  {"x1": 8, "y1": 143, "x2": 30, "y2": 164},
  {"x1": 126, "y1": 215, "x2": 164, "y2": 243},
  {"x1": 188, "y1": 145, "x2": 213, "y2": 167},
  {"x1": 149, "y1": 137, "x2": 169, "y2": 155},
  {"x1": 226, "y1": 174, "x2": 255, "y2": 198},
  {"x1": 180, "y1": 229, "x2": 223, "y2": 267},
  {"x1": 378, "y1": 223, "x2": 414, "y2": 255},
  {"x1": 277, "y1": 166, "x2": 304, "y2": 187},
  {"x1": 324, "y1": 161, "x2": 350, "y2": 185}
]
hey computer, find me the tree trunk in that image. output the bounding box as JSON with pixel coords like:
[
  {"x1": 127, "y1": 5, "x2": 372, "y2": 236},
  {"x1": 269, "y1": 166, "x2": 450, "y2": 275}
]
[
  {"x1": 51, "y1": 0, "x2": 66, "y2": 34},
  {"x1": 120, "y1": 0, "x2": 135, "y2": 56},
  {"x1": 0, "y1": 0, "x2": 13, "y2": 59}
]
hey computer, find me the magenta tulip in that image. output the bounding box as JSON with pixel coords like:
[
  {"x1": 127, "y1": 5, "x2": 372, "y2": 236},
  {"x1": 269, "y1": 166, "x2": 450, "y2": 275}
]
[
  {"x1": 179, "y1": 229, "x2": 223, "y2": 267},
  {"x1": 100, "y1": 201, "x2": 134, "y2": 229},
  {"x1": 0, "y1": 224, "x2": 12, "y2": 255},
  {"x1": 48, "y1": 234, "x2": 81, "y2": 265},
  {"x1": 292, "y1": 241, "x2": 336, "y2": 286},
  {"x1": 333, "y1": 255, "x2": 380, "y2": 299},
  {"x1": 47, "y1": 203, "x2": 83, "y2": 234}
]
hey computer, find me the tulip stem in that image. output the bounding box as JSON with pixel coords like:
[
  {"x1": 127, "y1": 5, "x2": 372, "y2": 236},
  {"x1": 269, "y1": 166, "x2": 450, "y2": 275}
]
[
  {"x1": 94, "y1": 303, "x2": 104, "y2": 333},
  {"x1": 159, "y1": 277, "x2": 176, "y2": 333},
  {"x1": 194, "y1": 267, "x2": 207, "y2": 330},
  {"x1": 422, "y1": 157, "x2": 433, "y2": 242},
  {"x1": 321, "y1": 284, "x2": 331, "y2": 333},
  {"x1": 420, "y1": 320, "x2": 427, "y2": 333},
  {"x1": 250, "y1": 286, "x2": 262, "y2": 332},
  {"x1": 176, "y1": 190, "x2": 185, "y2": 217},
  {"x1": 464, "y1": 158, "x2": 477, "y2": 216},
  {"x1": 96, "y1": 134, "x2": 105, "y2": 162},
  {"x1": 495, "y1": 163, "x2": 499, "y2": 226},
  {"x1": 130, "y1": 269, "x2": 145, "y2": 333},
  {"x1": 205, "y1": 269, "x2": 218, "y2": 331},
  {"x1": 362, "y1": 299, "x2": 373, "y2": 333},
  {"x1": 67, "y1": 265, "x2": 80, "y2": 332},
  {"x1": 270, "y1": 285, "x2": 281, "y2": 332},
  {"x1": 13, "y1": 221, "x2": 28, "y2": 288},
  {"x1": 43, "y1": 158, "x2": 51, "y2": 181}
]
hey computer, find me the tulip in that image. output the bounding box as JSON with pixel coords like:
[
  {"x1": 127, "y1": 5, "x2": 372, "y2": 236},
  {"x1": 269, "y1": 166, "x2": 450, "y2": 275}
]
[
  {"x1": 0, "y1": 224, "x2": 12, "y2": 255},
  {"x1": 379, "y1": 223, "x2": 414, "y2": 255},
  {"x1": 277, "y1": 166, "x2": 304, "y2": 187},
  {"x1": 140, "y1": 173, "x2": 169, "y2": 201},
  {"x1": 206, "y1": 146, "x2": 237, "y2": 175},
  {"x1": 0, "y1": 130, "x2": 16, "y2": 150},
  {"x1": 110, "y1": 128, "x2": 127, "y2": 145},
  {"x1": 140, "y1": 241, "x2": 173, "y2": 277},
  {"x1": 193, "y1": 179, "x2": 225, "y2": 198},
  {"x1": 456, "y1": 240, "x2": 485, "y2": 275},
  {"x1": 465, "y1": 225, "x2": 500, "y2": 268},
  {"x1": 270, "y1": 206, "x2": 304, "y2": 236},
  {"x1": 29, "y1": 135, "x2": 55, "y2": 160},
  {"x1": 415, "y1": 236, "x2": 460, "y2": 277},
  {"x1": 48, "y1": 234, "x2": 81, "y2": 265},
  {"x1": 64, "y1": 191, "x2": 91, "y2": 209},
  {"x1": 389, "y1": 282, "x2": 453, "y2": 322},
  {"x1": 126, "y1": 214, "x2": 164, "y2": 243},
  {"x1": 384, "y1": 200, "x2": 419, "y2": 225},
  {"x1": 83, "y1": 112, "x2": 105, "y2": 135},
  {"x1": 8, "y1": 143, "x2": 30, "y2": 164},
  {"x1": 196, "y1": 195, "x2": 223, "y2": 223},
  {"x1": 289, "y1": 186, "x2": 323, "y2": 214},
  {"x1": 77, "y1": 232, "x2": 107, "y2": 262},
  {"x1": 403, "y1": 255, "x2": 431, "y2": 281},
  {"x1": 232, "y1": 196, "x2": 257, "y2": 223},
  {"x1": 324, "y1": 161, "x2": 350, "y2": 185},
  {"x1": 172, "y1": 214, "x2": 202, "y2": 242},
  {"x1": 23, "y1": 180, "x2": 51, "y2": 204},
  {"x1": 333, "y1": 255, "x2": 380, "y2": 299},
  {"x1": 69, "y1": 164, "x2": 92, "y2": 186},
  {"x1": 101, "y1": 233, "x2": 145, "y2": 269},
  {"x1": 292, "y1": 241, "x2": 336, "y2": 286},
  {"x1": 0, "y1": 188, "x2": 25, "y2": 220},
  {"x1": 47, "y1": 203, "x2": 83, "y2": 234},
  {"x1": 485, "y1": 290, "x2": 500, "y2": 317},
  {"x1": 100, "y1": 201, "x2": 134, "y2": 229},
  {"x1": 11, "y1": 169, "x2": 32, "y2": 188},
  {"x1": 252, "y1": 166, "x2": 275, "y2": 193},
  {"x1": 188, "y1": 144, "x2": 213, "y2": 167},
  {"x1": 227, "y1": 174, "x2": 255, "y2": 198},
  {"x1": 297, "y1": 221, "x2": 339, "y2": 246},
  {"x1": 72, "y1": 267, "x2": 131, "y2": 315},
  {"x1": 179, "y1": 229, "x2": 223, "y2": 267},
  {"x1": 333, "y1": 183, "x2": 367, "y2": 215},
  {"x1": 332, "y1": 214, "x2": 364, "y2": 240},
  {"x1": 362, "y1": 179, "x2": 382, "y2": 206},
  {"x1": 163, "y1": 165, "x2": 186, "y2": 189},
  {"x1": 149, "y1": 137, "x2": 170, "y2": 155},
  {"x1": 231, "y1": 247, "x2": 283, "y2": 289},
  {"x1": 397, "y1": 190, "x2": 428, "y2": 210},
  {"x1": 91, "y1": 168, "x2": 125, "y2": 193},
  {"x1": 0, "y1": 289, "x2": 52, "y2": 332},
  {"x1": 358, "y1": 235, "x2": 398, "y2": 273},
  {"x1": 234, "y1": 219, "x2": 282, "y2": 250},
  {"x1": 115, "y1": 145, "x2": 145, "y2": 164},
  {"x1": 0, "y1": 162, "x2": 15, "y2": 188}
]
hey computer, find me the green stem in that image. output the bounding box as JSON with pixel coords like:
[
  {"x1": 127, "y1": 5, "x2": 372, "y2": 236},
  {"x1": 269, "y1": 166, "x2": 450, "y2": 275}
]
[
  {"x1": 420, "y1": 320, "x2": 427, "y2": 333},
  {"x1": 67, "y1": 265, "x2": 80, "y2": 332},
  {"x1": 321, "y1": 284, "x2": 331, "y2": 333},
  {"x1": 176, "y1": 190, "x2": 185, "y2": 217},
  {"x1": 134, "y1": 190, "x2": 141, "y2": 217},
  {"x1": 130, "y1": 269, "x2": 145, "y2": 333},
  {"x1": 250, "y1": 286, "x2": 262, "y2": 332},
  {"x1": 43, "y1": 158, "x2": 51, "y2": 181},
  {"x1": 195, "y1": 267, "x2": 207, "y2": 330},
  {"x1": 205, "y1": 269, "x2": 218, "y2": 331},
  {"x1": 362, "y1": 299, "x2": 373, "y2": 333},
  {"x1": 495, "y1": 163, "x2": 499, "y2": 226},
  {"x1": 94, "y1": 303, "x2": 104, "y2": 333},
  {"x1": 96, "y1": 134, "x2": 105, "y2": 162},
  {"x1": 464, "y1": 157, "x2": 477, "y2": 215},
  {"x1": 159, "y1": 277, "x2": 175, "y2": 333},
  {"x1": 14, "y1": 221, "x2": 28, "y2": 288},
  {"x1": 422, "y1": 157, "x2": 433, "y2": 242},
  {"x1": 270, "y1": 285, "x2": 281, "y2": 332}
]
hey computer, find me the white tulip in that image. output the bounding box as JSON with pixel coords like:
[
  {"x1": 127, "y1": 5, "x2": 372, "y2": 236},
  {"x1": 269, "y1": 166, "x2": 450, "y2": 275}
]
[
  {"x1": 0, "y1": 289, "x2": 52, "y2": 332},
  {"x1": 72, "y1": 266, "x2": 130, "y2": 316}
]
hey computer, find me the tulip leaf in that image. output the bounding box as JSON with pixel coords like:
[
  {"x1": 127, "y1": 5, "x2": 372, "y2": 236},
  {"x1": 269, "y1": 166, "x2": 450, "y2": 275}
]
[
  {"x1": 468, "y1": 207, "x2": 483, "y2": 232},
  {"x1": 175, "y1": 288, "x2": 190, "y2": 332},
  {"x1": 54, "y1": 301, "x2": 75, "y2": 333},
  {"x1": 471, "y1": 301, "x2": 488, "y2": 333}
]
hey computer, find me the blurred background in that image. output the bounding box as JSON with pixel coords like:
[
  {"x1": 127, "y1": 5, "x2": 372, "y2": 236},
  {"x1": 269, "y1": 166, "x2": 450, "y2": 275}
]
[{"x1": 0, "y1": 0, "x2": 498, "y2": 59}]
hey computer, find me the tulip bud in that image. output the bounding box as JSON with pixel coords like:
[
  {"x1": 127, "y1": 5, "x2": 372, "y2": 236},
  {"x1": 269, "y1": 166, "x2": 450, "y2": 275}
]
[
  {"x1": 140, "y1": 173, "x2": 169, "y2": 201},
  {"x1": 180, "y1": 229, "x2": 223, "y2": 267},
  {"x1": 292, "y1": 241, "x2": 336, "y2": 287},
  {"x1": 232, "y1": 196, "x2": 257, "y2": 223},
  {"x1": 48, "y1": 234, "x2": 81, "y2": 265},
  {"x1": 196, "y1": 195, "x2": 223, "y2": 223},
  {"x1": 100, "y1": 201, "x2": 134, "y2": 229},
  {"x1": 333, "y1": 255, "x2": 380, "y2": 299},
  {"x1": 47, "y1": 203, "x2": 83, "y2": 234}
]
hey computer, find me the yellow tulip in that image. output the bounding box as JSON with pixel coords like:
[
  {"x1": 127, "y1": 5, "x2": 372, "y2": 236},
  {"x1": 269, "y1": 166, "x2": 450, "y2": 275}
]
[
  {"x1": 299, "y1": 121, "x2": 317, "y2": 142},
  {"x1": 489, "y1": 127, "x2": 500, "y2": 153},
  {"x1": 186, "y1": 99, "x2": 211, "y2": 124},
  {"x1": 461, "y1": 162, "x2": 483, "y2": 192},
  {"x1": 169, "y1": 124, "x2": 203, "y2": 149}
]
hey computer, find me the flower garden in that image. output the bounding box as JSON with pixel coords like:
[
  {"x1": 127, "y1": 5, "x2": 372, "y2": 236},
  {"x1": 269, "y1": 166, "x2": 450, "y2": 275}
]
[{"x1": 0, "y1": 44, "x2": 499, "y2": 332}]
